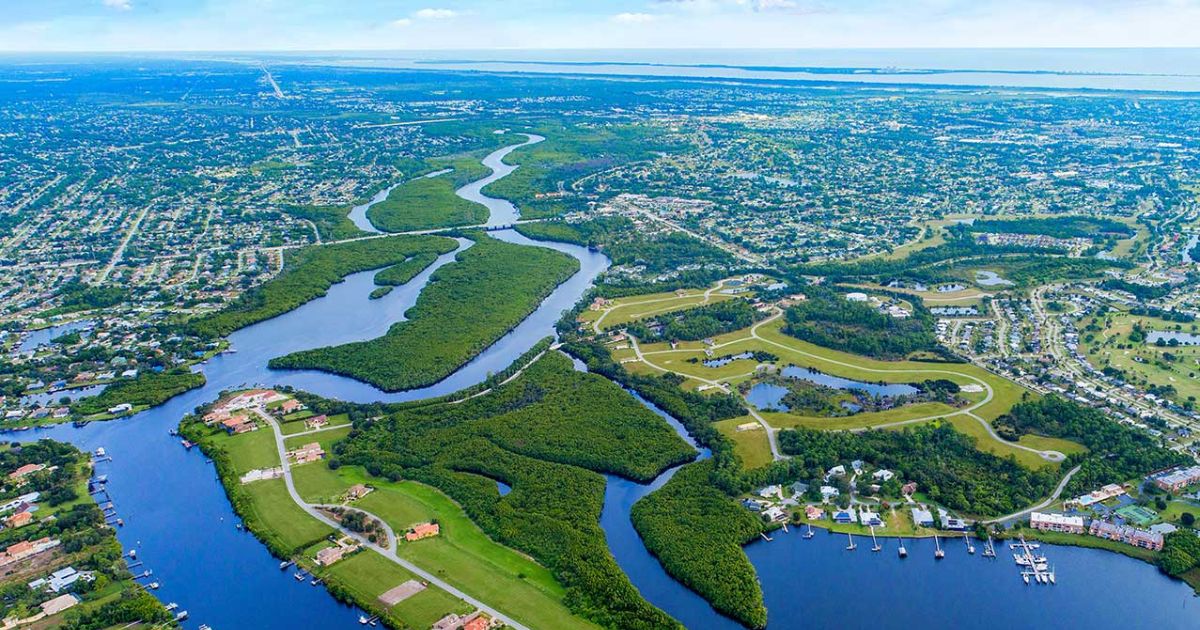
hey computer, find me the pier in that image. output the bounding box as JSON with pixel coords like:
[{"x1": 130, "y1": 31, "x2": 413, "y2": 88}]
[{"x1": 1012, "y1": 535, "x2": 1055, "y2": 585}]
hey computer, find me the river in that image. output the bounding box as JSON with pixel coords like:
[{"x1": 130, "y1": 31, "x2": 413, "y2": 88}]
[{"x1": 5, "y1": 135, "x2": 1199, "y2": 629}]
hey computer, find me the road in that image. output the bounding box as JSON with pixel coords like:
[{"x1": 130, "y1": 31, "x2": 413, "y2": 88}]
[
  {"x1": 96, "y1": 204, "x2": 152, "y2": 284},
  {"x1": 983, "y1": 465, "x2": 1082, "y2": 524},
  {"x1": 255, "y1": 409, "x2": 530, "y2": 630}
]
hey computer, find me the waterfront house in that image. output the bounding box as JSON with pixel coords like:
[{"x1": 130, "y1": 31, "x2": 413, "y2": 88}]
[
  {"x1": 911, "y1": 507, "x2": 934, "y2": 528},
  {"x1": 405, "y1": 522, "x2": 440, "y2": 542},
  {"x1": 805, "y1": 506, "x2": 825, "y2": 521},
  {"x1": 220, "y1": 415, "x2": 256, "y2": 435},
  {"x1": 277, "y1": 399, "x2": 305, "y2": 415},
  {"x1": 833, "y1": 508, "x2": 857, "y2": 525},
  {"x1": 859, "y1": 510, "x2": 884, "y2": 527},
  {"x1": 763, "y1": 506, "x2": 788, "y2": 523},
  {"x1": 8, "y1": 463, "x2": 46, "y2": 483},
  {"x1": 0, "y1": 537, "x2": 59, "y2": 567},
  {"x1": 315, "y1": 545, "x2": 349, "y2": 566},
  {"x1": 1030, "y1": 512, "x2": 1085, "y2": 534},
  {"x1": 28, "y1": 567, "x2": 94, "y2": 593}
]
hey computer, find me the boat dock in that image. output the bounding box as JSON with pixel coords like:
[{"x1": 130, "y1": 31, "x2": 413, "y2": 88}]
[{"x1": 1012, "y1": 535, "x2": 1055, "y2": 585}]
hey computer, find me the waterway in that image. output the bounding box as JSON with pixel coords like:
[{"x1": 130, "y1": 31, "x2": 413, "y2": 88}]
[
  {"x1": 5, "y1": 134, "x2": 1199, "y2": 629},
  {"x1": 346, "y1": 182, "x2": 398, "y2": 233}
]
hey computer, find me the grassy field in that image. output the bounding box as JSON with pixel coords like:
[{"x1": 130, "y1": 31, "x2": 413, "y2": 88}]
[
  {"x1": 241, "y1": 478, "x2": 335, "y2": 551},
  {"x1": 280, "y1": 412, "x2": 351, "y2": 435},
  {"x1": 211, "y1": 427, "x2": 279, "y2": 474},
  {"x1": 579, "y1": 287, "x2": 732, "y2": 332},
  {"x1": 715, "y1": 417, "x2": 773, "y2": 469},
  {"x1": 1077, "y1": 310, "x2": 1200, "y2": 406},
  {"x1": 292, "y1": 463, "x2": 597, "y2": 630},
  {"x1": 319, "y1": 548, "x2": 470, "y2": 628}
]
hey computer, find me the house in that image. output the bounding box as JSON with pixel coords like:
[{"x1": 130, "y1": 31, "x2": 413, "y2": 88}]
[
  {"x1": 763, "y1": 506, "x2": 788, "y2": 522},
  {"x1": 432, "y1": 611, "x2": 490, "y2": 630},
  {"x1": 901, "y1": 482, "x2": 918, "y2": 496},
  {"x1": 278, "y1": 399, "x2": 305, "y2": 415},
  {"x1": 288, "y1": 442, "x2": 324, "y2": 465},
  {"x1": 6, "y1": 511, "x2": 33, "y2": 529},
  {"x1": 305, "y1": 415, "x2": 329, "y2": 430},
  {"x1": 833, "y1": 508, "x2": 857, "y2": 524},
  {"x1": 742, "y1": 498, "x2": 765, "y2": 512},
  {"x1": 872, "y1": 469, "x2": 895, "y2": 482},
  {"x1": 819, "y1": 486, "x2": 840, "y2": 500},
  {"x1": 1030, "y1": 512, "x2": 1085, "y2": 535},
  {"x1": 0, "y1": 537, "x2": 59, "y2": 567},
  {"x1": 1071, "y1": 483, "x2": 1126, "y2": 507},
  {"x1": 39, "y1": 593, "x2": 79, "y2": 616},
  {"x1": 911, "y1": 507, "x2": 934, "y2": 528},
  {"x1": 824, "y1": 465, "x2": 846, "y2": 481},
  {"x1": 757, "y1": 485, "x2": 782, "y2": 499},
  {"x1": 8, "y1": 463, "x2": 46, "y2": 482},
  {"x1": 29, "y1": 567, "x2": 93, "y2": 593},
  {"x1": 805, "y1": 506, "x2": 825, "y2": 521},
  {"x1": 106, "y1": 403, "x2": 133, "y2": 415},
  {"x1": 220, "y1": 415, "x2": 256, "y2": 434},
  {"x1": 222, "y1": 389, "x2": 286, "y2": 411},
  {"x1": 405, "y1": 522, "x2": 440, "y2": 542},
  {"x1": 346, "y1": 484, "x2": 371, "y2": 501},
  {"x1": 859, "y1": 510, "x2": 884, "y2": 527},
  {"x1": 790, "y1": 482, "x2": 809, "y2": 496},
  {"x1": 0, "y1": 492, "x2": 39, "y2": 515},
  {"x1": 315, "y1": 545, "x2": 349, "y2": 566}
]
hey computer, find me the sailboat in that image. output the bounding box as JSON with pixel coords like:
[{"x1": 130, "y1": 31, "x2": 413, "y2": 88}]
[
  {"x1": 804, "y1": 523, "x2": 815, "y2": 539},
  {"x1": 898, "y1": 538, "x2": 908, "y2": 558},
  {"x1": 1048, "y1": 565, "x2": 1056, "y2": 584},
  {"x1": 965, "y1": 534, "x2": 976, "y2": 555},
  {"x1": 934, "y1": 533, "x2": 945, "y2": 559},
  {"x1": 846, "y1": 532, "x2": 857, "y2": 551},
  {"x1": 870, "y1": 526, "x2": 882, "y2": 552}
]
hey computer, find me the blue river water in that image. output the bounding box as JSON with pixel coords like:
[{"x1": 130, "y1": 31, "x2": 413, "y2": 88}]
[{"x1": 3, "y1": 135, "x2": 1199, "y2": 629}]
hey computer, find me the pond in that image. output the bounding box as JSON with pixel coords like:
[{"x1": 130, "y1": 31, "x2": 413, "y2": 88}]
[
  {"x1": 1147, "y1": 331, "x2": 1200, "y2": 346},
  {"x1": 975, "y1": 270, "x2": 1015, "y2": 287}
]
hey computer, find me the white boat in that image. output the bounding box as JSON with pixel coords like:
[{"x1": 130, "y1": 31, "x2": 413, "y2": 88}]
[
  {"x1": 934, "y1": 534, "x2": 945, "y2": 559},
  {"x1": 1023, "y1": 573, "x2": 1030, "y2": 585},
  {"x1": 175, "y1": 611, "x2": 189, "y2": 621},
  {"x1": 148, "y1": 582, "x2": 160, "y2": 590},
  {"x1": 165, "y1": 603, "x2": 178, "y2": 611},
  {"x1": 965, "y1": 535, "x2": 975, "y2": 554},
  {"x1": 1048, "y1": 567, "x2": 1056, "y2": 584},
  {"x1": 898, "y1": 538, "x2": 908, "y2": 558}
]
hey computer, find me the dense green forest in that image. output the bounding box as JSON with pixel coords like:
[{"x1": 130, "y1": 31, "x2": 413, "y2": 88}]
[
  {"x1": 336, "y1": 351, "x2": 695, "y2": 629},
  {"x1": 367, "y1": 252, "x2": 441, "y2": 299},
  {"x1": 993, "y1": 395, "x2": 1188, "y2": 494},
  {"x1": 269, "y1": 234, "x2": 577, "y2": 391},
  {"x1": 629, "y1": 298, "x2": 764, "y2": 343},
  {"x1": 1158, "y1": 529, "x2": 1200, "y2": 581},
  {"x1": 965, "y1": 216, "x2": 1132, "y2": 239},
  {"x1": 631, "y1": 461, "x2": 767, "y2": 628},
  {"x1": 73, "y1": 368, "x2": 205, "y2": 416},
  {"x1": 779, "y1": 423, "x2": 1056, "y2": 516},
  {"x1": 782, "y1": 288, "x2": 943, "y2": 360},
  {"x1": 49, "y1": 281, "x2": 128, "y2": 317},
  {"x1": 367, "y1": 157, "x2": 492, "y2": 232},
  {"x1": 191, "y1": 235, "x2": 456, "y2": 337},
  {"x1": 484, "y1": 122, "x2": 687, "y2": 219}
]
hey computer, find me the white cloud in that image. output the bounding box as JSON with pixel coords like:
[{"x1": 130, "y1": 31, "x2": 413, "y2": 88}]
[
  {"x1": 612, "y1": 12, "x2": 658, "y2": 23},
  {"x1": 390, "y1": 18, "x2": 413, "y2": 27},
  {"x1": 414, "y1": 8, "x2": 458, "y2": 20},
  {"x1": 102, "y1": 0, "x2": 133, "y2": 10}
]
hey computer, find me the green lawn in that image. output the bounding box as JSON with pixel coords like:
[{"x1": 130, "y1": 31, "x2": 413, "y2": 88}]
[
  {"x1": 715, "y1": 417, "x2": 773, "y2": 470},
  {"x1": 241, "y1": 479, "x2": 334, "y2": 551},
  {"x1": 340, "y1": 469, "x2": 597, "y2": 630},
  {"x1": 213, "y1": 428, "x2": 280, "y2": 474},
  {"x1": 580, "y1": 288, "x2": 731, "y2": 332},
  {"x1": 320, "y1": 549, "x2": 470, "y2": 628},
  {"x1": 284, "y1": 426, "x2": 352, "y2": 452}
]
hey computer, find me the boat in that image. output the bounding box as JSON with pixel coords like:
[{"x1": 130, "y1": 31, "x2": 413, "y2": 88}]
[
  {"x1": 148, "y1": 582, "x2": 160, "y2": 590},
  {"x1": 359, "y1": 616, "x2": 369, "y2": 625},
  {"x1": 803, "y1": 523, "x2": 814, "y2": 539},
  {"x1": 311, "y1": 577, "x2": 323, "y2": 586},
  {"x1": 279, "y1": 560, "x2": 293, "y2": 570},
  {"x1": 1023, "y1": 573, "x2": 1030, "y2": 585},
  {"x1": 116, "y1": 518, "x2": 124, "y2": 527},
  {"x1": 175, "y1": 611, "x2": 189, "y2": 621},
  {"x1": 165, "y1": 603, "x2": 178, "y2": 611},
  {"x1": 199, "y1": 625, "x2": 211, "y2": 630},
  {"x1": 294, "y1": 571, "x2": 306, "y2": 581},
  {"x1": 1048, "y1": 566, "x2": 1056, "y2": 584},
  {"x1": 898, "y1": 538, "x2": 908, "y2": 558},
  {"x1": 72, "y1": 420, "x2": 90, "y2": 428},
  {"x1": 181, "y1": 440, "x2": 194, "y2": 449},
  {"x1": 128, "y1": 549, "x2": 137, "y2": 559},
  {"x1": 934, "y1": 534, "x2": 945, "y2": 559},
  {"x1": 95, "y1": 447, "x2": 106, "y2": 457},
  {"x1": 846, "y1": 532, "x2": 857, "y2": 551}
]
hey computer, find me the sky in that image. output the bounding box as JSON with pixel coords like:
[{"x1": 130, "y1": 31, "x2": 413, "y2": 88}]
[{"x1": 2, "y1": 0, "x2": 1200, "y2": 52}]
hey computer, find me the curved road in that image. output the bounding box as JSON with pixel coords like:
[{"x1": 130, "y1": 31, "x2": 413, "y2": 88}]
[
  {"x1": 983, "y1": 465, "x2": 1082, "y2": 524},
  {"x1": 254, "y1": 409, "x2": 531, "y2": 630}
]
